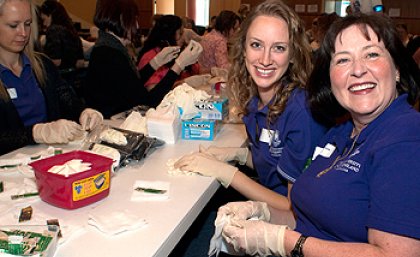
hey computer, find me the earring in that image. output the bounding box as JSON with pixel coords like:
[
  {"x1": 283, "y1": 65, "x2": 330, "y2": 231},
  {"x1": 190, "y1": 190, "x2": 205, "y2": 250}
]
[{"x1": 396, "y1": 70, "x2": 400, "y2": 82}]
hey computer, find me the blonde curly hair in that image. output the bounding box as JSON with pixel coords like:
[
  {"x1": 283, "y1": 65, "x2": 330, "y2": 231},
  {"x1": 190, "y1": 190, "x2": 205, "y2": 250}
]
[{"x1": 227, "y1": 0, "x2": 312, "y2": 125}]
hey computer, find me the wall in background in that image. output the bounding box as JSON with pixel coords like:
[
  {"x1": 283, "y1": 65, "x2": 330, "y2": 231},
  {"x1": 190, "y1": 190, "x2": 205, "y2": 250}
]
[{"x1": 47, "y1": 0, "x2": 419, "y2": 35}]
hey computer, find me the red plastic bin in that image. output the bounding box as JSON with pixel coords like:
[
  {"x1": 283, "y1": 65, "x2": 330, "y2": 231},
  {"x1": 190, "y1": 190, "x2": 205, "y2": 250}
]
[{"x1": 30, "y1": 150, "x2": 113, "y2": 209}]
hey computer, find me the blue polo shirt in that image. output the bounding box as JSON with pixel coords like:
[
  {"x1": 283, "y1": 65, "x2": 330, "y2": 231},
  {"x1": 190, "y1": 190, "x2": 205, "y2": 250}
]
[
  {"x1": 291, "y1": 94, "x2": 420, "y2": 241},
  {"x1": 242, "y1": 88, "x2": 327, "y2": 196},
  {"x1": 0, "y1": 54, "x2": 47, "y2": 126}
]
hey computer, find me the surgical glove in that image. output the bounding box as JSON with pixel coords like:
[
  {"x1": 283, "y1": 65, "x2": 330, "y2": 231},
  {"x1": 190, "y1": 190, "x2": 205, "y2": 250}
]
[
  {"x1": 175, "y1": 40, "x2": 203, "y2": 70},
  {"x1": 150, "y1": 46, "x2": 181, "y2": 70},
  {"x1": 216, "y1": 201, "x2": 270, "y2": 222},
  {"x1": 79, "y1": 108, "x2": 103, "y2": 131},
  {"x1": 223, "y1": 220, "x2": 289, "y2": 257},
  {"x1": 33, "y1": 119, "x2": 84, "y2": 144},
  {"x1": 174, "y1": 152, "x2": 237, "y2": 188},
  {"x1": 199, "y1": 145, "x2": 249, "y2": 165}
]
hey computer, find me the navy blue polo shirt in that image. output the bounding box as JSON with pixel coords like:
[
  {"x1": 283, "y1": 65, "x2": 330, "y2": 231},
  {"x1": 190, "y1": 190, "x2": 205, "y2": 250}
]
[
  {"x1": 242, "y1": 88, "x2": 327, "y2": 196},
  {"x1": 291, "y1": 94, "x2": 420, "y2": 241},
  {"x1": 0, "y1": 54, "x2": 47, "y2": 126}
]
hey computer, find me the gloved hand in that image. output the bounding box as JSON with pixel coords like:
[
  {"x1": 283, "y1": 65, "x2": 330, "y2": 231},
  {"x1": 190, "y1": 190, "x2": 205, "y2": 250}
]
[
  {"x1": 199, "y1": 145, "x2": 249, "y2": 165},
  {"x1": 149, "y1": 46, "x2": 181, "y2": 70},
  {"x1": 79, "y1": 108, "x2": 103, "y2": 131},
  {"x1": 183, "y1": 74, "x2": 211, "y2": 88},
  {"x1": 174, "y1": 152, "x2": 237, "y2": 188},
  {"x1": 216, "y1": 201, "x2": 270, "y2": 222},
  {"x1": 175, "y1": 40, "x2": 203, "y2": 70},
  {"x1": 223, "y1": 220, "x2": 289, "y2": 257},
  {"x1": 33, "y1": 119, "x2": 84, "y2": 144}
]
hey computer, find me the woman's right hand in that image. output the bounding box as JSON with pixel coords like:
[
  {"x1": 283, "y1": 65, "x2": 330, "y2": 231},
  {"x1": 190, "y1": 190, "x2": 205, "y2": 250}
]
[{"x1": 150, "y1": 46, "x2": 180, "y2": 70}]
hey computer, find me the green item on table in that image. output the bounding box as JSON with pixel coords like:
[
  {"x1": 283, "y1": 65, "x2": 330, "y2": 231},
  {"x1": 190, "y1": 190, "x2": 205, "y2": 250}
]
[
  {"x1": 135, "y1": 187, "x2": 166, "y2": 194},
  {"x1": 0, "y1": 229, "x2": 54, "y2": 255},
  {"x1": 11, "y1": 192, "x2": 39, "y2": 200}
]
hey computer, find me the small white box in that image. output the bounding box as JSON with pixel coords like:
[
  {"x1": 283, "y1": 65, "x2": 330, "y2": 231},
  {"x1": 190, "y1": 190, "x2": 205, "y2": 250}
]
[{"x1": 147, "y1": 117, "x2": 180, "y2": 144}]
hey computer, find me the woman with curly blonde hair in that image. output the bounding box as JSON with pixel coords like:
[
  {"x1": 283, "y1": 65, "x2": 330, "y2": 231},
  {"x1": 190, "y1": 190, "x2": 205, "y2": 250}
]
[{"x1": 175, "y1": 0, "x2": 328, "y2": 211}]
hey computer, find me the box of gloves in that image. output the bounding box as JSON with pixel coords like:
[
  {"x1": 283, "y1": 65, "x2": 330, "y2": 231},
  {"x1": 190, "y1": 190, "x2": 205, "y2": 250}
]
[
  {"x1": 178, "y1": 97, "x2": 229, "y2": 121},
  {"x1": 30, "y1": 151, "x2": 113, "y2": 209},
  {"x1": 181, "y1": 119, "x2": 221, "y2": 141}
]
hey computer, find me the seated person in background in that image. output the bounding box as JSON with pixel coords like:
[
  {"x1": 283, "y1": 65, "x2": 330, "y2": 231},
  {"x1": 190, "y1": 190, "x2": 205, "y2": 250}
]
[
  {"x1": 178, "y1": 16, "x2": 202, "y2": 46},
  {"x1": 218, "y1": 13, "x2": 420, "y2": 257},
  {"x1": 84, "y1": 0, "x2": 201, "y2": 118},
  {"x1": 137, "y1": 15, "x2": 202, "y2": 91},
  {"x1": 39, "y1": 0, "x2": 86, "y2": 96},
  {"x1": 0, "y1": 0, "x2": 103, "y2": 155},
  {"x1": 39, "y1": 0, "x2": 85, "y2": 70},
  {"x1": 198, "y1": 10, "x2": 241, "y2": 74}
]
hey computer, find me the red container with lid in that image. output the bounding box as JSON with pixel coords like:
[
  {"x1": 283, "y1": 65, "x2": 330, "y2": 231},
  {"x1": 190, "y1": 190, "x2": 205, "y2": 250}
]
[{"x1": 30, "y1": 150, "x2": 113, "y2": 209}]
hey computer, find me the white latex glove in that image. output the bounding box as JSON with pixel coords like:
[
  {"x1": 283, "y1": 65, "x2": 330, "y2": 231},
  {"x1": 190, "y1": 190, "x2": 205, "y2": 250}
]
[
  {"x1": 223, "y1": 220, "x2": 289, "y2": 257},
  {"x1": 199, "y1": 145, "x2": 249, "y2": 165},
  {"x1": 174, "y1": 152, "x2": 237, "y2": 188},
  {"x1": 79, "y1": 108, "x2": 103, "y2": 131},
  {"x1": 216, "y1": 201, "x2": 271, "y2": 222},
  {"x1": 33, "y1": 119, "x2": 84, "y2": 144},
  {"x1": 183, "y1": 74, "x2": 211, "y2": 88},
  {"x1": 175, "y1": 40, "x2": 203, "y2": 70},
  {"x1": 149, "y1": 46, "x2": 181, "y2": 70}
]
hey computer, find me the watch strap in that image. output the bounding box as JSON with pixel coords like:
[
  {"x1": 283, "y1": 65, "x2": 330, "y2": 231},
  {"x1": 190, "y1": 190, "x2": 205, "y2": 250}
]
[{"x1": 291, "y1": 234, "x2": 307, "y2": 257}]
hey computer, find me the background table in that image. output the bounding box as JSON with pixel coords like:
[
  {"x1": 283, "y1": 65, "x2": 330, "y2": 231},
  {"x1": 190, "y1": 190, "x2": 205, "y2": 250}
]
[{"x1": 0, "y1": 123, "x2": 246, "y2": 257}]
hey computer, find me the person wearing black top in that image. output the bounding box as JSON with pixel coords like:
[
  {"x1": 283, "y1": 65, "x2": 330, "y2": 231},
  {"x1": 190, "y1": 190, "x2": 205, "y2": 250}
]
[{"x1": 84, "y1": 0, "x2": 201, "y2": 118}]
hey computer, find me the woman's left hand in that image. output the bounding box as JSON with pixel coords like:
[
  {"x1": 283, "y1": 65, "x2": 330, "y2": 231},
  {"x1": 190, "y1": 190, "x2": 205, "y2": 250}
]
[{"x1": 79, "y1": 108, "x2": 103, "y2": 131}]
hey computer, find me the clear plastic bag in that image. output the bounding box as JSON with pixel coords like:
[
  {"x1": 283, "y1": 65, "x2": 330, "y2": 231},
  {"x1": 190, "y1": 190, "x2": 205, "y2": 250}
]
[{"x1": 81, "y1": 125, "x2": 164, "y2": 170}]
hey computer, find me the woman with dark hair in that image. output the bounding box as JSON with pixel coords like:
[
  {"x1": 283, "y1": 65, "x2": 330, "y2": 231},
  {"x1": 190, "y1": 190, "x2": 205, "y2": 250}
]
[
  {"x1": 137, "y1": 15, "x2": 202, "y2": 91},
  {"x1": 198, "y1": 10, "x2": 241, "y2": 73},
  {"x1": 214, "y1": 13, "x2": 420, "y2": 257},
  {"x1": 39, "y1": 0, "x2": 84, "y2": 70},
  {"x1": 84, "y1": 0, "x2": 201, "y2": 118}
]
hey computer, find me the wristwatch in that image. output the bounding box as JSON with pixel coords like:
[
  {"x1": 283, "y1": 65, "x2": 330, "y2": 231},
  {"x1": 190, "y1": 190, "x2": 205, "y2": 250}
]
[{"x1": 290, "y1": 235, "x2": 307, "y2": 257}]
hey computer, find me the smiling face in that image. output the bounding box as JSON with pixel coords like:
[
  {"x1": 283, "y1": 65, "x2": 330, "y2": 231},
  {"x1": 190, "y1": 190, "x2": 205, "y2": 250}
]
[
  {"x1": 245, "y1": 15, "x2": 291, "y2": 102},
  {"x1": 0, "y1": 0, "x2": 31, "y2": 56},
  {"x1": 330, "y1": 24, "x2": 398, "y2": 127}
]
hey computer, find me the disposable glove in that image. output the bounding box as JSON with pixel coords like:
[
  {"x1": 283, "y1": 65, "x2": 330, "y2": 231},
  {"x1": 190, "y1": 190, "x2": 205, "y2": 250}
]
[
  {"x1": 175, "y1": 40, "x2": 203, "y2": 70},
  {"x1": 149, "y1": 46, "x2": 181, "y2": 70},
  {"x1": 174, "y1": 152, "x2": 237, "y2": 188},
  {"x1": 223, "y1": 220, "x2": 289, "y2": 257},
  {"x1": 183, "y1": 74, "x2": 211, "y2": 88},
  {"x1": 199, "y1": 145, "x2": 249, "y2": 165},
  {"x1": 216, "y1": 201, "x2": 270, "y2": 222},
  {"x1": 79, "y1": 108, "x2": 103, "y2": 131},
  {"x1": 33, "y1": 119, "x2": 84, "y2": 144}
]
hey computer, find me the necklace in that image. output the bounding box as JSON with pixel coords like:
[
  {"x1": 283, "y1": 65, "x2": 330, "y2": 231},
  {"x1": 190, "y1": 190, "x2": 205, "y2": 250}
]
[{"x1": 316, "y1": 133, "x2": 360, "y2": 178}]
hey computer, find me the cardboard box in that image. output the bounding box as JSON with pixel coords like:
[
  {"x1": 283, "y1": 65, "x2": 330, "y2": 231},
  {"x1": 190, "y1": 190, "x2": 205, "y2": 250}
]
[
  {"x1": 181, "y1": 119, "x2": 221, "y2": 141},
  {"x1": 179, "y1": 97, "x2": 228, "y2": 120}
]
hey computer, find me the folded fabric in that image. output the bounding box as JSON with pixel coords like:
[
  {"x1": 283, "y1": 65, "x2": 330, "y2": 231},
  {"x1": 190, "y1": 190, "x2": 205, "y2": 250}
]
[
  {"x1": 47, "y1": 159, "x2": 91, "y2": 177},
  {"x1": 119, "y1": 111, "x2": 148, "y2": 135},
  {"x1": 0, "y1": 178, "x2": 40, "y2": 204},
  {"x1": 131, "y1": 180, "x2": 170, "y2": 201},
  {"x1": 0, "y1": 147, "x2": 56, "y2": 170},
  {"x1": 88, "y1": 207, "x2": 147, "y2": 236}
]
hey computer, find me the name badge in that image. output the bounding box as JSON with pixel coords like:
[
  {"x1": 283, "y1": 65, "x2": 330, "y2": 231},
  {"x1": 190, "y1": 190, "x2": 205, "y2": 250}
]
[
  {"x1": 312, "y1": 143, "x2": 336, "y2": 160},
  {"x1": 7, "y1": 88, "x2": 17, "y2": 99},
  {"x1": 259, "y1": 128, "x2": 274, "y2": 143}
]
